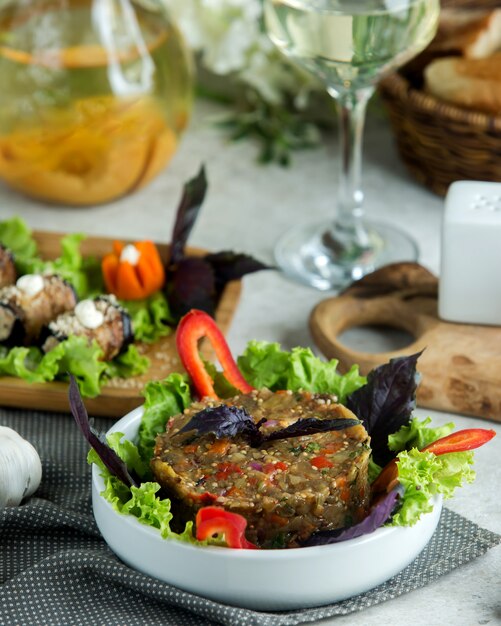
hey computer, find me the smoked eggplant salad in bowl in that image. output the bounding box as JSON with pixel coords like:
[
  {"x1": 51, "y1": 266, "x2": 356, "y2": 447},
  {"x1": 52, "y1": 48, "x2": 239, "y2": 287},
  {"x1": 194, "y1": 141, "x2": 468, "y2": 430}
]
[{"x1": 70, "y1": 310, "x2": 495, "y2": 610}]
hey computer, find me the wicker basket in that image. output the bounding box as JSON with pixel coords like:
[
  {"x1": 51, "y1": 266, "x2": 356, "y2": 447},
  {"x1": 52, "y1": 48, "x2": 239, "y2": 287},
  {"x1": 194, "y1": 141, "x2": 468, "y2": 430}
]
[
  {"x1": 378, "y1": 69, "x2": 501, "y2": 197},
  {"x1": 441, "y1": 0, "x2": 500, "y2": 7},
  {"x1": 377, "y1": 0, "x2": 501, "y2": 196}
]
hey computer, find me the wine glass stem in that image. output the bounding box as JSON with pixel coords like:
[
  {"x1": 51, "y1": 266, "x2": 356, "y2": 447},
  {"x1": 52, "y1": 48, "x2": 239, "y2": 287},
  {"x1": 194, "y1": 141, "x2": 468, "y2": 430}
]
[{"x1": 329, "y1": 87, "x2": 373, "y2": 250}]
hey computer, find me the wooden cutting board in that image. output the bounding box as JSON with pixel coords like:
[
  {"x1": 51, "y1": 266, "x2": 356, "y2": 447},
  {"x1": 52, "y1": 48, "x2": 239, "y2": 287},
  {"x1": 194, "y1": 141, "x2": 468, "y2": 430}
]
[
  {"x1": 0, "y1": 230, "x2": 241, "y2": 418},
  {"x1": 310, "y1": 263, "x2": 501, "y2": 423}
]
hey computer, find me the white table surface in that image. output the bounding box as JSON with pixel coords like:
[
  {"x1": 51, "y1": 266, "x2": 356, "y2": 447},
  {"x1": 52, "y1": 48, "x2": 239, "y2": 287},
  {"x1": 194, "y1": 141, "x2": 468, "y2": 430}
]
[{"x1": 0, "y1": 98, "x2": 499, "y2": 626}]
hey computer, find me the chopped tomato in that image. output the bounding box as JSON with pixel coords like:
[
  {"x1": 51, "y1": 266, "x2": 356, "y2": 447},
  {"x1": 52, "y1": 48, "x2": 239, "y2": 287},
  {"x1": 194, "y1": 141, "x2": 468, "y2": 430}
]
[
  {"x1": 311, "y1": 456, "x2": 333, "y2": 469},
  {"x1": 270, "y1": 513, "x2": 289, "y2": 527},
  {"x1": 263, "y1": 461, "x2": 288, "y2": 474},
  {"x1": 215, "y1": 462, "x2": 243, "y2": 481},
  {"x1": 223, "y1": 486, "x2": 244, "y2": 498},
  {"x1": 209, "y1": 439, "x2": 230, "y2": 455},
  {"x1": 318, "y1": 442, "x2": 343, "y2": 455}
]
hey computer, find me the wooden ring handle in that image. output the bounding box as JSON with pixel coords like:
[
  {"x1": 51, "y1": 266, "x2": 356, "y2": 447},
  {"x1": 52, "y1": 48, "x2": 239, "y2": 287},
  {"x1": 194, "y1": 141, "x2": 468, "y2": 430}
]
[{"x1": 309, "y1": 294, "x2": 432, "y2": 375}]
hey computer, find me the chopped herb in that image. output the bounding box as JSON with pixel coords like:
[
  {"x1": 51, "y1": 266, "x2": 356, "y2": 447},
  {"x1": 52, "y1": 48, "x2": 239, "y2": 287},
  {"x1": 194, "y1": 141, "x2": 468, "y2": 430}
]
[{"x1": 270, "y1": 534, "x2": 287, "y2": 549}]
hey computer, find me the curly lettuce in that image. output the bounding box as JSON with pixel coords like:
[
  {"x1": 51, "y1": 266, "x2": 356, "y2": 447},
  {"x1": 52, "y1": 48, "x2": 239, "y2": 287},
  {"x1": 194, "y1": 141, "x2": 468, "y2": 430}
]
[
  {"x1": 138, "y1": 373, "x2": 192, "y2": 461},
  {"x1": 0, "y1": 337, "x2": 149, "y2": 397},
  {"x1": 0, "y1": 216, "x2": 38, "y2": 269},
  {"x1": 89, "y1": 432, "x2": 196, "y2": 542},
  {"x1": 388, "y1": 417, "x2": 455, "y2": 454},
  {"x1": 237, "y1": 341, "x2": 365, "y2": 403},
  {"x1": 122, "y1": 292, "x2": 173, "y2": 344},
  {"x1": 391, "y1": 448, "x2": 475, "y2": 526}
]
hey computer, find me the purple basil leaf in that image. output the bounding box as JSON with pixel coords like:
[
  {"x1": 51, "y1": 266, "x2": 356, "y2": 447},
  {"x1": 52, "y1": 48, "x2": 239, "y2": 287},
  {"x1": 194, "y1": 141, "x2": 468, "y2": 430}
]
[
  {"x1": 347, "y1": 352, "x2": 423, "y2": 466},
  {"x1": 169, "y1": 165, "x2": 208, "y2": 265},
  {"x1": 68, "y1": 376, "x2": 138, "y2": 488},
  {"x1": 302, "y1": 487, "x2": 401, "y2": 546},
  {"x1": 177, "y1": 405, "x2": 262, "y2": 443},
  {"x1": 164, "y1": 168, "x2": 271, "y2": 319},
  {"x1": 167, "y1": 257, "x2": 216, "y2": 319},
  {"x1": 205, "y1": 251, "x2": 273, "y2": 293},
  {"x1": 178, "y1": 407, "x2": 359, "y2": 448},
  {"x1": 263, "y1": 417, "x2": 361, "y2": 443}
]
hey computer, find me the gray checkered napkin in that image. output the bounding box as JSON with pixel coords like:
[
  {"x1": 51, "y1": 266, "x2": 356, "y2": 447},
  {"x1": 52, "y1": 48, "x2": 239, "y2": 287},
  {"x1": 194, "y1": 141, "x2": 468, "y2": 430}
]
[{"x1": 1, "y1": 408, "x2": 500, "y2": 626}]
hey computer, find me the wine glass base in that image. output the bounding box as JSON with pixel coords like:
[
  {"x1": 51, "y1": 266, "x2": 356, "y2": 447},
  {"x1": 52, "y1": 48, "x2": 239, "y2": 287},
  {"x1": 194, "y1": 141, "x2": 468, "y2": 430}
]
[{"x1": 274, "y1": 219, "x2": 418, "y2": 291}]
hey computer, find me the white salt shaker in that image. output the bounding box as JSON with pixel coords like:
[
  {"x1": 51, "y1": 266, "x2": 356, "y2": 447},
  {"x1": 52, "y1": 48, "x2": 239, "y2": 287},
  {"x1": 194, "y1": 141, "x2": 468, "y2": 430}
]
[{"x1": 439, "y1": 181, "x2": 501, "y2": 326}]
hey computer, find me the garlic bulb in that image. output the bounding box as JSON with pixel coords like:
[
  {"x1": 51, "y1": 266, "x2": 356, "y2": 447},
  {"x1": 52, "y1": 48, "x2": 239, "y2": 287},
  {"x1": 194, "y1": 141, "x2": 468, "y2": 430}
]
[{"x1": 0, "y1": 426, "x2": 42, "y2": 508}]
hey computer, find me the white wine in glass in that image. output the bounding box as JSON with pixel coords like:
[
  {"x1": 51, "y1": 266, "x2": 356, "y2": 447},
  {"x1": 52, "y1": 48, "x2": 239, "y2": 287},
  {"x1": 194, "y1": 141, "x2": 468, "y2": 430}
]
[{"x1": 265, "y1": 0, "x2": 440, "y2": 289}]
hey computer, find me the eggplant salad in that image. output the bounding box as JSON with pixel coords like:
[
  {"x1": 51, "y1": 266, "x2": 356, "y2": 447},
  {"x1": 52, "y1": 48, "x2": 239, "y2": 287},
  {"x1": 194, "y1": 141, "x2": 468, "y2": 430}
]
[{"x1": 72, "y1": 310, "x2": 495, "y2": 550}]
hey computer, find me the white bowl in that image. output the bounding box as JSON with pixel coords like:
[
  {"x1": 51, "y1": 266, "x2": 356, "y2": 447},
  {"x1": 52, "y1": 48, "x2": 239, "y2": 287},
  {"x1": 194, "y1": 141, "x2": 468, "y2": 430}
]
[{"x1": 92, "y1": 407, "x2": 442, "y2": 611}]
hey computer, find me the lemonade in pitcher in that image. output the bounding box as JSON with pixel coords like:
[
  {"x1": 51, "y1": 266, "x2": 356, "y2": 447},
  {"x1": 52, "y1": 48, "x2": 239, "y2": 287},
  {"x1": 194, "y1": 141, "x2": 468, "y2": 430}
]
[{"x1": 0, "y1": 0, "x2": 193, "y2": 205}]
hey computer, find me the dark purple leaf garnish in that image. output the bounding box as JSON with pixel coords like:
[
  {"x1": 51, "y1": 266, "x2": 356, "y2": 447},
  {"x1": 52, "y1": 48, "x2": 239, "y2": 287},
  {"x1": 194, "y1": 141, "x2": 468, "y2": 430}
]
[
  {"x1": 177, "y1": 403, "x2": 360, "y2": 447},
  {"x1": 165, "y1": 165, "x2": 271, "y2": 320},
  {"x1": 302, "y1": 487, "x2": 401, "y2": 546},
  {"x1": 169, "y1": 165, "x2": 207, "y2": 265},
  {"x1": 347, "y1": 352, "x2": 422, "y2": 466},
  {"x1": 68, "y1": 376, "x2": 139, "y2": 488},
  {"x1": 264, "y1": 417, "x2": 361, "y2": 443},
  {"x1": 177, "y1": 405, "x2": 263, "y2": 444},
  {"x1": 167, "y1": 257, "x2": 216, "y2": 318},
  {"x1": 205, "y1": 251, "x2": 273, "y2": 293}
]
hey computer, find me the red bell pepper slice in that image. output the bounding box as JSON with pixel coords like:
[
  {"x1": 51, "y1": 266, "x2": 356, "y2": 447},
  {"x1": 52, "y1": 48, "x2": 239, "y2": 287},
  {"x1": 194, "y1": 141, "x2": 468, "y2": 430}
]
[
  {"x1": 372, "y1": 428, "x2": 496, "y2": 495},
  {"x1": 176, "y1": 309, "x2": 254, "y2": 399},
  {"x1": 195, "y1": 506, "x2": 258, "y2": 549},
  {"x1": 421, "y1": 428, "x2": 496, "y2": 455}
]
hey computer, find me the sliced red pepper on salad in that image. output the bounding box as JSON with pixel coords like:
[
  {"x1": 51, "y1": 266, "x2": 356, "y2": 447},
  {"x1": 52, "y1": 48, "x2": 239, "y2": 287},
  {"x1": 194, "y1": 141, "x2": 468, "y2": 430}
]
[
  {"x1": 102, "y1": 240, "x2": 165, "y2": 300},
  {"x1": 176, "y1": 309, "x2": 254, "y2": 399},
  {"x1": 195, "y1": 506, "x2": 257, "y2": 549},
  {"x1": 372, "y1": 428, "x2": 496, "y2": 495}
]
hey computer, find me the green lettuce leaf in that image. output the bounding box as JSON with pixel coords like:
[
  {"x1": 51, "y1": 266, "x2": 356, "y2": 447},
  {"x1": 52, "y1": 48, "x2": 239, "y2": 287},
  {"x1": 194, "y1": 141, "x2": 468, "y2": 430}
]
[
  {"x1": 89, "y1": 434, "x2": 196, "y2": 542},
  {"x1": 103, "y1": 344, "x2": 150, "y2": 380},
  {"x1": 0, "y1": 216, "x2": 38, "y2": 272},
  {"x1": 391, "y1": 448, "x2": 475, "y2": 526},
  {"x1": 0, "y1": 216, "x2": 103, "y2": 298},
  {"x1": 138, "y1": 373, "x2": 192, "y2": 462},
  {"x1": 122, "y1": 292, "x2": 173, "y2": 344},
  {"x1": 0, "y1": 336, "x2": 106, "y2": 396},
  {"x1": 0, "y1": 336, "x2": 149, "y2": 398},
  {"x1": 388, "y1": 417, "x2": 455, "y2": 454},
  {"x1": 21, "y1": 233, "x2": 102, "y2": 298},
  {"x1": 237, "y1": 341, "x2": 365, "y2": 403}
]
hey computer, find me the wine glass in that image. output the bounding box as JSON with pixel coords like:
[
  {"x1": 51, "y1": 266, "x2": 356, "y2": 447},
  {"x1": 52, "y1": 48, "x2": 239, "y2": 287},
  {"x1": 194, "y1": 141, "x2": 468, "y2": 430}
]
[{"x1": 264, "y1": 0, "x2": 440, "y2": 289}]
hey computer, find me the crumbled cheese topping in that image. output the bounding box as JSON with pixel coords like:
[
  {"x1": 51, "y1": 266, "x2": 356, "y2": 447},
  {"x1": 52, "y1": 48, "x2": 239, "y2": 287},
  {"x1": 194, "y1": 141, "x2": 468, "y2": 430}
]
[
  {"x1": 16, "y1": 274, "x2": 44, "y2": 297},
  {"x1": 120, "y1": 244, "x2": 141, "y2": 266},
  {"x1": 75, "y1": 300, "x2": 104, "y2": 329}
]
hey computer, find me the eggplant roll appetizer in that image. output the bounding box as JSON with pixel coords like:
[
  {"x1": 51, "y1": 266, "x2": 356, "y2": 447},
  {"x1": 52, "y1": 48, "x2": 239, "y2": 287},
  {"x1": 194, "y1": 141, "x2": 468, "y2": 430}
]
[
  {"x1": 42, "y1": 295, "x2": 133, "y2": 361},
  {"x1": 0, "y1": 274, "x2": 77, "y2": 347},
  {"x1": 0, "y1": 245, "x2": 16, "y2": 288}
]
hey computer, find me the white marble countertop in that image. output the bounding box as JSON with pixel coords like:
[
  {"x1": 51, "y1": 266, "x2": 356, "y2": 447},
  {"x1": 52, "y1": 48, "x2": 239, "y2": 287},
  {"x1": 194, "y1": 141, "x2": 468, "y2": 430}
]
[{"x1": 0, "y1": 99, "x2": 499, "y2": 625}]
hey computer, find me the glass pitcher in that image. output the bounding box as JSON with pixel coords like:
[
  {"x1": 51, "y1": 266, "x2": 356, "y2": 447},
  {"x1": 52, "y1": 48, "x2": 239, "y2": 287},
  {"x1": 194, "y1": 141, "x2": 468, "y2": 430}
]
[{"x1": 0, "y1": 0, "x2": 193, "y2": 206}]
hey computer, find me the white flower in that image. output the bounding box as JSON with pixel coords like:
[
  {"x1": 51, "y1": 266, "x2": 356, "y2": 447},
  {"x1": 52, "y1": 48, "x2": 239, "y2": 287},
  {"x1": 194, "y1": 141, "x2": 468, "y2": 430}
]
[{"x1": 162, "y1": 0, "x2": 311, "y2": 105}]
